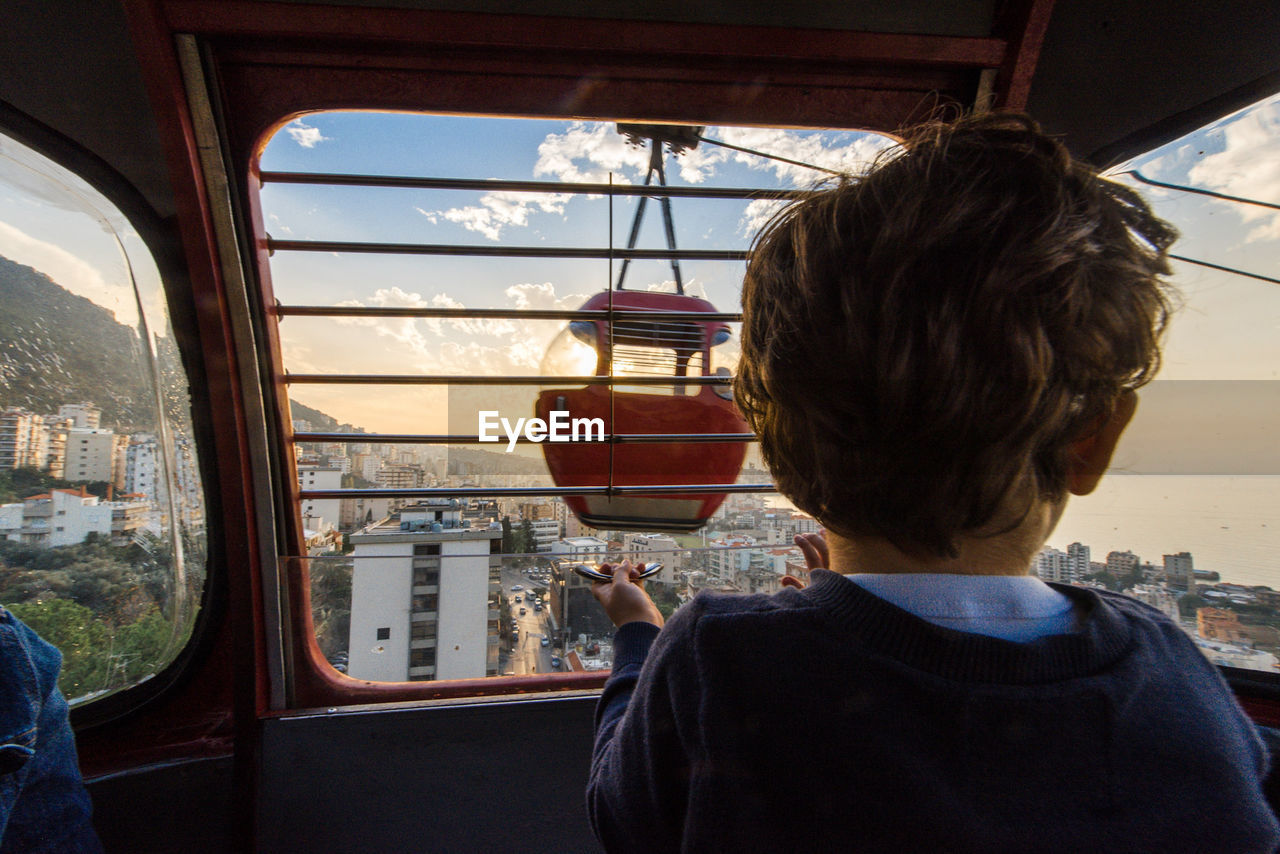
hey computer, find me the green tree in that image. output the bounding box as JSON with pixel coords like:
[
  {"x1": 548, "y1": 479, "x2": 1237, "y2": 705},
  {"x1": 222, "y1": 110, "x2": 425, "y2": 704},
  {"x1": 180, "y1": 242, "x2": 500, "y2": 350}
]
[
  {"x1": 501, "y1": 516, "x2": 515, "y2": 554},
  {"x1": 115, "y1": 608, "x2": 173, "y2": 683},
  {"x1": 519, "y1": 519, "x2": 536, "y2": 554},
  {"x1": 310, "y1": 558, "x2": 353, "y2": 659},
  {"x1": 650, "y1": 585, "x2": 682, "y2": 620},
  {"x1": 8, "y1": 599, "x2": 110, "y2": 699}
]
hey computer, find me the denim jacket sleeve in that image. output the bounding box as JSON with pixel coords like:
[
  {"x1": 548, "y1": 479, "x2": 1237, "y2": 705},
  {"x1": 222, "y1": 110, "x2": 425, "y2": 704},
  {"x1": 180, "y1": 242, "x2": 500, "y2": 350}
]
[{"x1": 0, "y1": 608, "x2": 102, "y2": 853}]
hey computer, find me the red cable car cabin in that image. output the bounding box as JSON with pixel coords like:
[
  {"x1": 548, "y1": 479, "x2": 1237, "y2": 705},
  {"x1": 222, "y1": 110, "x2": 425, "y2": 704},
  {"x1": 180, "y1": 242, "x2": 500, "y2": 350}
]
[{"x1": 537, "y1": 289, "x2": 747, "y2": 531}]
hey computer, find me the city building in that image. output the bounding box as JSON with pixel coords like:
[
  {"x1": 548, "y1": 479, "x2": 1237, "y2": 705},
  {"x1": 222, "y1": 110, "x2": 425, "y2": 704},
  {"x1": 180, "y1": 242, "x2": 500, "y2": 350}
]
[
  {"x1": 548, "y1": 558, "x2": 616, "y2": 641},
  {"x1": 66, "y1": 428, "x2": 128, "y2": 486},
  {"x1": 1128, "y1": 584, "x2": 1180, "y2": 621},
  {"x1": 0, "y1": 408, "x2": 41, "y2": 470},
  {"x1": 549, "y1": 536, "x2": 609, "y2": 559},
  {"x1": 622, "y1": 533, "x2": 681, "y2": 584},
  {"x1": 1066, "y1": 542, "x2": 1091, "y2": 585},
  {"x1": 347, "y1": 501, "x2": 502, "y2": 682},
  {"x1": 40, "y1": 416, "x2": 72, "y2": 478},
  {"x1": 1105, "y1": 550, "x2": 1140, "y2": 577},
  {"x1": 57, "y1": 403, "x2": 101, "y2": 429},
  {"x1": 529, "y1": 518, "x2": 561, "y2": 552},
  {"x1": 298, "y1": 466, "x2": 343, "y2": 532},
  {"x1": 126, "y1": 435, "x2": 160, "y2": 505},
  {"x1": 1034, "y1": 547, "x2": 1069, "y2": 583},
  {"x1": 1164, "y1": 551, "x2": 1195, "y2": 591},
  {"x1": 0, "y1": 487, "x2": 147, "y2": 548},
  {"x1": 375, "y1": 463, "x2": 426, "y2": 511}
]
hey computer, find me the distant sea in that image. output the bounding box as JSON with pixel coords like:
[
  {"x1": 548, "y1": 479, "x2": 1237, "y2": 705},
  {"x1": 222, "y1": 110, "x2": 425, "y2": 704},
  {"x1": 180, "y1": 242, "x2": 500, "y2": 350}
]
[
  {"x1": 768, "y1": 475, "x2": 1279, "y2": 589},
  {"x1": 1053, "y1": 475, "x2": 1278, "y2": 589}
]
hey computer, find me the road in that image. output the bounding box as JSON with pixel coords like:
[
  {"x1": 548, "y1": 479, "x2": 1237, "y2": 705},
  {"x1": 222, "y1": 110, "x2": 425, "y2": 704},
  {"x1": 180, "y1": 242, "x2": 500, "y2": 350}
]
[{"x1": 501, "y1": 563, "x2": 560, "y2": 675}]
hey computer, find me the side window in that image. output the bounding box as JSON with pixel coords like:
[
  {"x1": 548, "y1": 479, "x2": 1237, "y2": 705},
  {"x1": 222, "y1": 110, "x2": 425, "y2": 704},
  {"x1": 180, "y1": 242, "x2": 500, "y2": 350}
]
[
  {"x1": 0, "y1": 132, "x2": 207, "y2": 702},
  {"x1": 261, "y1": 114, "x2": 892, "y2": 686},
  {"x1": 1037, "y1": 93, "x2": 1280, "y2": 673}
]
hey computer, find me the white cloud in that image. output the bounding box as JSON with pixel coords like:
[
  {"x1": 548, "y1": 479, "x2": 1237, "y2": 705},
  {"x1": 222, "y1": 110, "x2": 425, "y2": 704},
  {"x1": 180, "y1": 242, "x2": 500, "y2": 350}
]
[
  {"x1": 534, "y1": 122, "x2": 651, "y2": 184},
  {"x1": 428, "y1": 190, "x2": 570, "y2": 241},
  {"x1": 712, "y1": 127, "x2": 895, "y2": 185},
  {"x1": 739, "y1": 198, "x2": 789, "y2": 237},
  {"x1": 1187, "y1": 99, "x2": 1280, "y2": 242},
  {"x1": 504, "y1": 281, "x2": 591, "y2": 311},
  {"x1": 286, "y1": 119, "x2": 330, "y2": 149},
  {"x1": 531, "y1": 122, "x2": 893, "y2": 188},
  {"x1": 267, "y1": 213, "x2": 293, "y2": 235}
]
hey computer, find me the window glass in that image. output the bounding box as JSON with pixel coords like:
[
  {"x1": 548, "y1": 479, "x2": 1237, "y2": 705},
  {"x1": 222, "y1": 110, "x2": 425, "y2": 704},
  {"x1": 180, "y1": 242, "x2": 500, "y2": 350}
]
[
  {"x1": 0, "y1": 132, "x2": 207, "y2": 702},
  {"x1": 270, "y1": 102, "x2": 1279, "y2": 683},
  {"x1": 263, "y1": 114, "x2": 890, "y2": 682},
  {"x1": 1047, "y1": 93, "x2": 1280, "y2": 672}
]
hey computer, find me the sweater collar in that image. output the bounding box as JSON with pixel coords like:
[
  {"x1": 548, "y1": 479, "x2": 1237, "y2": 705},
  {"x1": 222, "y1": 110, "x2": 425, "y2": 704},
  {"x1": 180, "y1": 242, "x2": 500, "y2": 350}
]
[{"x1": 798, "y1": 569, "x2": 1135, "y2": 684}]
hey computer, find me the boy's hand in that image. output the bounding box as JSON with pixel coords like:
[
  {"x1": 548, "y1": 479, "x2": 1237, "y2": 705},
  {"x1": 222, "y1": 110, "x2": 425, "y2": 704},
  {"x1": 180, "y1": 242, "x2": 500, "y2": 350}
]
[
  {"x1": 782, "y1": 532, "x2": 829, "y2": 589},
  {"x1": 591, "y1": 560, "x2": 664, "y2": 628}
]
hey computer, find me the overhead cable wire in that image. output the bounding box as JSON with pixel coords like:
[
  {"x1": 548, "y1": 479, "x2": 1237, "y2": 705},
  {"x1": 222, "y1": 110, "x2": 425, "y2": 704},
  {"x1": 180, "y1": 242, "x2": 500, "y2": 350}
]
[
  {"x1": 1121, "y1": 170, "x2": 1280, "y2": 212},
  {"x1": 697, "y1": 134, "x2": 846, "y2": 177},
  {"x1": 1168, "y1": 254, "x2": 1280, "y2": 286}
]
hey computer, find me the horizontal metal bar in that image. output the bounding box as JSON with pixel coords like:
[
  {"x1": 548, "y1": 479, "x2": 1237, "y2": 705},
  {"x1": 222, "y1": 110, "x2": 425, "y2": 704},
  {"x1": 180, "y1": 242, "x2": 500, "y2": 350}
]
[
  {"x1": 293, "y1": 540, "x2": 808, "y2": 561},
  {"x1": 298, "y1": 484, "x2": 776, "y2": 500},
  {"x1": 293, "y1": 431, "x2": 757, "y2": 444},
  {"x1": 273, "y1": 306, "x2": 743, "y2": 322},
  {"x1": 260, "y1": 170, "x2": 813, "y2": 201},
  {"x1": 284, "y1": 373, "x2": 732, "y2": 385},
  {"x1": 268, "y1": 239, "x2": 748, "y2": 261}
]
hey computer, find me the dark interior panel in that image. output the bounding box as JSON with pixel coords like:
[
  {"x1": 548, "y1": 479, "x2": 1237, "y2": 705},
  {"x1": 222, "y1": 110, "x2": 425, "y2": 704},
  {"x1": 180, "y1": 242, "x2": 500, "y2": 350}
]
[{"x1": 257, "y1": 694, "x2": 604, "y2": 853}]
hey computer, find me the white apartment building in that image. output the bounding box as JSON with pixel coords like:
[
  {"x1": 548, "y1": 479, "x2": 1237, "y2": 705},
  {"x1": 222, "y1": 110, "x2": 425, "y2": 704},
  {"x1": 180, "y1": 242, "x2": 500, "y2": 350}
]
[
  {"x1": 622, "y1": 533, "x2": 681, "y2": 584},
  {"x1": 0, "y1": 409, "x2": 41, "y2": 470},
  {"x1": 1034, "y1": 546, "x2": 1070, "y2": 583},
  {"x1": 530, "y1": 518, "x2": 561, "y2": 552},
  {"x1": 0, "y1": 487, "x2": 146, "y2": 548},
  {"x1": 358, "y1": 455, "x2": 382, "y2": 483},
  {"x1": 66, "y1": 428, "x2": 127, "y2": 486},
  {"x1": 126, "y1": 435, "x2": 159, "y2": 504},
  {"x1": 550, "y1": 536, "x2": 609, "y2": 560},
  {"x1": 58, "y1": 403, "x2": 101, "y2": 429},
  {"x1": 347, "y1": 501, "x2": 502, "y2": 682},
  {"x1": 298, "y1": 466, "x2": 343, "y2": 532}
]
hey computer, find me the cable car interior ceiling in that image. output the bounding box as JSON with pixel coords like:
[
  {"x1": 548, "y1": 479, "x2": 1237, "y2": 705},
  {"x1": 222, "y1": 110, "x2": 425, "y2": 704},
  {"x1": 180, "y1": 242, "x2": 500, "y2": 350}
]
[{"x1": 1, "y1": 0, "x2": 1279, "y2": 851}]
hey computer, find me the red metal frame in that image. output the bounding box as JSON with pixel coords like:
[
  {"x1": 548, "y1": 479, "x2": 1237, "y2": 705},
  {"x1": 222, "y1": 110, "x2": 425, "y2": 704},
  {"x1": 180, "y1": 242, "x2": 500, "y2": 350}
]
[{"x1": 105, "y1": 0, "x2": 1072, "y2": 731}]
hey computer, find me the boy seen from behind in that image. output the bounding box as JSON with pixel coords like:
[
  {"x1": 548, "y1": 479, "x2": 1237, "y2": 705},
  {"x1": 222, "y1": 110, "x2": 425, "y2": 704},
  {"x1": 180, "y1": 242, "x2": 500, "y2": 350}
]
[{"x1": 585, "y1": 113, "x2": 1280, "y2": 853}]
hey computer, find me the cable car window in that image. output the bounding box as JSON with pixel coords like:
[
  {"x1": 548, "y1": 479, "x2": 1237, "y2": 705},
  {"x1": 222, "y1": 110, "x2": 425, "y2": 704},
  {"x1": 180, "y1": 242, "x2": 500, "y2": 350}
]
[
  {"x1": 260, "y1": 114, "x2": 892, "y2": 685},
  {"x1": 263, "y1": 100, "x2": 1279, "y2": 688},
  {"x1": 0, "y1": 131, "x2": 208, "y2": 703},
  {"x1": 1043, "y1": 92, "x2": 1279, "y2": 674}
]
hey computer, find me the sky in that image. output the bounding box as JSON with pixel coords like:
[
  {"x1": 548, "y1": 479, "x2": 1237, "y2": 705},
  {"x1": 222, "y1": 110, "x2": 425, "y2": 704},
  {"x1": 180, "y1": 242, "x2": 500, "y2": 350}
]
[{"x1": 1, "y1": 98, "x2": 1277, "y2": 582}]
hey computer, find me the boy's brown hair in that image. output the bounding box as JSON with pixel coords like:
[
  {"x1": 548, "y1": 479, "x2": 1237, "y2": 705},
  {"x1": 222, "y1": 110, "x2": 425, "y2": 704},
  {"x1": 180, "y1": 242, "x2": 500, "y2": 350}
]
[{"x1": 734, "y1": 113, "x2": 1177, "y2": 558}]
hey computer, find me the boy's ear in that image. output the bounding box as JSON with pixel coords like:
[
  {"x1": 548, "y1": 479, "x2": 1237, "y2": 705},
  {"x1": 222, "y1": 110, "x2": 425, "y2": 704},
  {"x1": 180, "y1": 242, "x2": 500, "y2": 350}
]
[{"x1": 1066, "y1": 390, "x2": 1137, "y2": 496}]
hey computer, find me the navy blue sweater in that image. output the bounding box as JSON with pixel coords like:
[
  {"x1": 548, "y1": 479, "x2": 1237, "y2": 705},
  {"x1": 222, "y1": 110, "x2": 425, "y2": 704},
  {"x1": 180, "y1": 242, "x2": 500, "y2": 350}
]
[{"x1": 587, "y1": 570, "x2": 1279, "y2": 853}]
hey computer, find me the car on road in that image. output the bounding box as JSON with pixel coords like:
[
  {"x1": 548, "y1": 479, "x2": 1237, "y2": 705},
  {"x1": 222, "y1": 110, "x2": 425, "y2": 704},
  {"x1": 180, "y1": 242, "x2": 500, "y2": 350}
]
[
  {"x1": 519, "y1": 607, "x2": 527, "y2": 615},
  {"x1": 550, "y1": 657, "x2": 562, "y2": 669},
  {"x1": 511, "y1": 584, "x2": 523, "y2": 591},
  {"x1": 540, "y1": 637, "x2": 549, "y2": 647},
  {"x1": 513, "y1": 596, "x2": 521, "y2": 603},
  {"x1": 535, "y1": 604, "x2": 542, "y2": 612}
]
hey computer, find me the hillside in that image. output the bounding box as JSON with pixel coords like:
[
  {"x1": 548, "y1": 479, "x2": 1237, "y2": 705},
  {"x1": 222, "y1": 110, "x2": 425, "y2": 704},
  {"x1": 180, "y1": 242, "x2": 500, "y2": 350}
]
[{"x1": 0, "y1": 255, "x2": 155, "y2": 430}]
